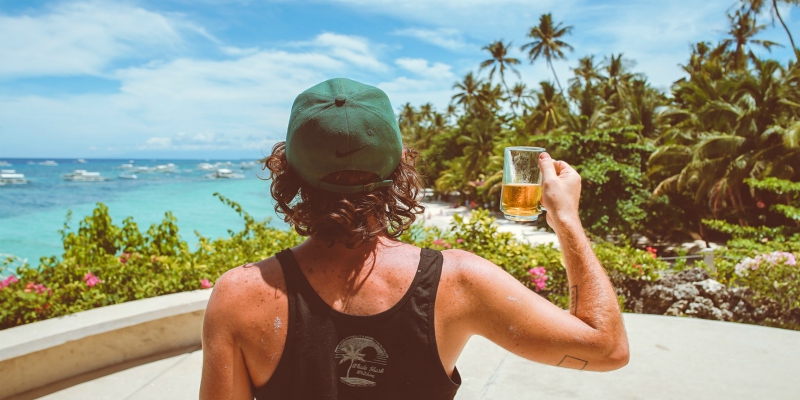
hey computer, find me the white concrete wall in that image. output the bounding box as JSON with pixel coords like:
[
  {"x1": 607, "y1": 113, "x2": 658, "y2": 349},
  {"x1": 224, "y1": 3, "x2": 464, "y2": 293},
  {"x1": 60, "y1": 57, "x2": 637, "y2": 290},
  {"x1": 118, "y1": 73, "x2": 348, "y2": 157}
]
[{"x1": 0, "y1": 289, "x2": 212, "y2": 400}]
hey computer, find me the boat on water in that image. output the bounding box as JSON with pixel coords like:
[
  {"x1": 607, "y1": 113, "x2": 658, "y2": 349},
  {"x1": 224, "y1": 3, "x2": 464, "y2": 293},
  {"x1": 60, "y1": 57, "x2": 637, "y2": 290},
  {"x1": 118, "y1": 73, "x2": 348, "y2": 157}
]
[
  {"x1": 0, "y1": 170, "x2": 28, "y2": 185},
  {"x1": 119, "y1": 172, "x2": 138, "y2": 179},
  {"x1": 240, "y1": 161, "x2": 258, "y2": 170},
  {"x1": 77, "y1": 159, "x2": 87, "y2": 164},
  {"x1": 62, "y1": 170, "x2": 109, "y2": 182},
  {"x1": 0, "y1": 161, "x2": 11, "y2": 167},
  {"x1": 115, "y1": 163, "x2": 135, "y2": 169},
  {"x1": 153, "y1": 163, "x2": 178, "y2": 173},
  {"x1": 197, "y1": 161, "x2": 234, "y2": 171},
  {"x1": 204, "y1": 168, "x2": 244, "y2": 179},
  {"x1": 40, "y1": 160, "x2": 58, "y2": 166}
]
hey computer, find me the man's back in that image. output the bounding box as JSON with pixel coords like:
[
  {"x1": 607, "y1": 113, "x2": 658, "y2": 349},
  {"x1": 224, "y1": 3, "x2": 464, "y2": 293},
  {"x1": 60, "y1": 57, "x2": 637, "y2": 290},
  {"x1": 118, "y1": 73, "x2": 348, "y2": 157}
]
[
  {"x1": 202, "y1": 240, "x2": 470, "y2": 394},
  {"x1": 200, "y1": 78, "x2": 629, "y2": 399}
]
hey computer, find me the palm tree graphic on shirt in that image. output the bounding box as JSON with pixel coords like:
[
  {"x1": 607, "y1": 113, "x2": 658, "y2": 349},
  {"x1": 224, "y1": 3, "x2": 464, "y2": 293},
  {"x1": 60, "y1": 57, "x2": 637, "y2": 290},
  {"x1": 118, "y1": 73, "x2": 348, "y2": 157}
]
[
  {"x1": 339, "y1": 343, "x2": 366, "y2": 379},
  {"x1": 335, "y1": 336, "x2": 388, "y2": 387}
]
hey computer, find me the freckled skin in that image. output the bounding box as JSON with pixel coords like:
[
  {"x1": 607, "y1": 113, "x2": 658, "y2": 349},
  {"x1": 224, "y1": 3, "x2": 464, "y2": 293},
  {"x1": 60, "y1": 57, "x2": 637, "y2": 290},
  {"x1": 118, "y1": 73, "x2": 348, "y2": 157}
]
[{"x1": 199, "y1": 154, "x2": 629, "y2": 400}]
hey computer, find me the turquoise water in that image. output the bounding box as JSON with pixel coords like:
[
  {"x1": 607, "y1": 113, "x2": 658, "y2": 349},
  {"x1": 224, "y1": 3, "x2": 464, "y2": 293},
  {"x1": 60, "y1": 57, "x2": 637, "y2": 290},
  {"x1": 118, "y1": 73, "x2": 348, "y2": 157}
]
[{"x1": 0, "y1": 158, "x2": 288, "y2": 269}]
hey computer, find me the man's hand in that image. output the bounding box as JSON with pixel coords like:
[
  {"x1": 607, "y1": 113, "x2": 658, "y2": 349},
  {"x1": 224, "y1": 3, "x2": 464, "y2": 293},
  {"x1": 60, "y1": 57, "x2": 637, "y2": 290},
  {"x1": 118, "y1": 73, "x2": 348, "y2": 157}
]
[{"x1": 539, "y1": 152, "x2": 581, "y2": 231}]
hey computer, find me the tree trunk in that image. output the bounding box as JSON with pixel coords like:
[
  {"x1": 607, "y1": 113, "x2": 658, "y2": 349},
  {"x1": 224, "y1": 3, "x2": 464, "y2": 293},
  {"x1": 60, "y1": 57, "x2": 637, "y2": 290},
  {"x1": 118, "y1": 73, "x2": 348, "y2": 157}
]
[
  {"x1": 773, "y1": 0, "x2": 799, "y2": 62},
  {"x1": 501, "y1": 77, "x2": 518, "y2": 117},
  {"x1": 548, "y1": 59, "x2": 566, "y2": 97}
]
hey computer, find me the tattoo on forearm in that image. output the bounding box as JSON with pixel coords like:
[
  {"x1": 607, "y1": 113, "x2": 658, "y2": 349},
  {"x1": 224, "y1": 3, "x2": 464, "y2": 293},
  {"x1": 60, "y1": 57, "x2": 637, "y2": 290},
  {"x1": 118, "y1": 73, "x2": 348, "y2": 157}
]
[
  {"x1": 557, "y1": 355, "x2": 588, "y2": 370},
  {"x1": 569, "y1": 285, "x2": 578, "y2": 316}
]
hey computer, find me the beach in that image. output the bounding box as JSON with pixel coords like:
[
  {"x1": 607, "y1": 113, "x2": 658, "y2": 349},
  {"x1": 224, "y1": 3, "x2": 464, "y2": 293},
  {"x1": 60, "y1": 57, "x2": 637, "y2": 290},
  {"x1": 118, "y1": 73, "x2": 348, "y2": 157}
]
[{"x1": 419, "y1": 200, "x2": 558, "y2": 246}]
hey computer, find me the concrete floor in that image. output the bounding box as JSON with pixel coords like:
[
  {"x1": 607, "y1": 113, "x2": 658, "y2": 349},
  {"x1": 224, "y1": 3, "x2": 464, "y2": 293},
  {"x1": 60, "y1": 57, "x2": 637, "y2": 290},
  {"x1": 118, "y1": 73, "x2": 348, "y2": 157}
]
[{"x1": 41, "y1": 313, "x2": 800, "y2": 400}]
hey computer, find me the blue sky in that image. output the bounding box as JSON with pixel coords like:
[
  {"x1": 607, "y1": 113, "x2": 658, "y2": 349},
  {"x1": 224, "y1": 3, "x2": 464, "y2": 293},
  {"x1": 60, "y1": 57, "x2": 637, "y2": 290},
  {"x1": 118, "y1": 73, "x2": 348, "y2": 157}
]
[{"x1": 1, "y1": 0, "x2": 799, "y2": 159}]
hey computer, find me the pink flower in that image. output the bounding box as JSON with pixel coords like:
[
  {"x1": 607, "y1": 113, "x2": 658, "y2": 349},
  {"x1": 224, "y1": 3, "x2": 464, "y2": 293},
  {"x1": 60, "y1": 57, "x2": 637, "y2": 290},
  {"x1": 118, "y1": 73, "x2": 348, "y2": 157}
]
[
  {"x1": 756, "y1": 200, "x2": 766, "y2": 209},
  {"x1": 528, "y1": 267, "x2": 548, "y2": 292},
  {"x1": 200, "y1": 279, "x2": 213, "y2": 289},
  {"x1": 456, "y1": 238, "x2": 463, "y2": 244},
  {"x1": 0, "y1": 275, "x2": 18, "y2": 290},
  {"x1": 645, "y1": 246, "x2": 657, "y2": 259},
  {"x1": 25, "y1": 282, "x2": 51, "y2": 295},
  {"x1": 433, "y1": 239, "x2": 445, "y2": 246},
  {"x1": 119, "y1": 253, "x2": 130, "y2": 265},
  {"x1": 83, "y1": 272, "x2": 102, "y2": 287}
]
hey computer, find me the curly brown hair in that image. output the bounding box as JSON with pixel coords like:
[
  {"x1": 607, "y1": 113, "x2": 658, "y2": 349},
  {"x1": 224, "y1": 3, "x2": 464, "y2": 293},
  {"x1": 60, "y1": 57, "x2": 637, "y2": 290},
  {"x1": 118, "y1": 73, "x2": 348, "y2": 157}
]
[{"x1": 263, "y1": 142, "x2": 425, "y2": 248}]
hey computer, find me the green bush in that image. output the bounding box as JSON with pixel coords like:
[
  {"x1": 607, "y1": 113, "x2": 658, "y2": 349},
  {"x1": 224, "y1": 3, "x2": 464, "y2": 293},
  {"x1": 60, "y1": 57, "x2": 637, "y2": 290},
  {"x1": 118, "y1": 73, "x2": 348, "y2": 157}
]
[
  {"x1": 699, "y1": 177, "x2": 800, "y2": 328},
  {"x1": 0, "y1": 194, "x2": 303, "y2": 329},
  {"x1": 0, "y1": 196, "x2": 793, "y2": 331},
  {"x1": 401, "y1": 209, "x2": 662, "y2": 309}
]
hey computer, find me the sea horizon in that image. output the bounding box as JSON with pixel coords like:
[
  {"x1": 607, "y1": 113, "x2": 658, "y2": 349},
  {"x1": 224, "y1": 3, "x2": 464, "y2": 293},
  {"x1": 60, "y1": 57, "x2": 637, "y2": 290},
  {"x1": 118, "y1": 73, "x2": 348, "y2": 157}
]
[{"x1": 1, "y1": 157, "x2": 286, "y2": 273}]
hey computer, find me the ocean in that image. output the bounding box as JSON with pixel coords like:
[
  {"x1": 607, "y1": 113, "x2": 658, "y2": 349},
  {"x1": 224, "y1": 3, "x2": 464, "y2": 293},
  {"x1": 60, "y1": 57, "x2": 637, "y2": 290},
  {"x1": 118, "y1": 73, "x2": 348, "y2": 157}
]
[{"x1": 0, "y1": 158, "x2": 288, "y2": 271}]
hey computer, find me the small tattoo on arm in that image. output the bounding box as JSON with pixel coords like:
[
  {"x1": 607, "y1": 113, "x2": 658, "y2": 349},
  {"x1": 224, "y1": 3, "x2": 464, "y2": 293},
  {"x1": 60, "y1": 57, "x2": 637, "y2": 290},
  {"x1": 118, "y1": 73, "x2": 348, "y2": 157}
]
[
  {"x1": 557, "y1": 355, "x2": 588, "y2": 370},
  {"x1": 569, "y1": 285, "x2": 578, "y2": 315}
]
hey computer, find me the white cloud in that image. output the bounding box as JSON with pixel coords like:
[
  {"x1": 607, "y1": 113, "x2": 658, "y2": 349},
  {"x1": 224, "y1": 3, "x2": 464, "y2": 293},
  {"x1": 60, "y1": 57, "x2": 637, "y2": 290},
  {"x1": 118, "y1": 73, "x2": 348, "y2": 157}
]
[
  {"x1": 394, "y1": 28, "x2": 466, "y2": 51},
  {"x1": 0, "y1": 41, "x2": 380, "y2": 156},
  {"x1": 378, "y1": 58, "x2": 456, "y2": 110},
  {"x1": 324, "y1": 0, "x2": 735, "y2": 89},
  {"x1": 326, "y1": 0, "x2": 567, "y2": 36},
  {"x1": 395, "y1": 58, "x2": 454, "y2": 80},
  {"x1": 0, "y1": 1, "x2": 206, "y2": 77},
  {"x1": 145, "y1": 137, "x2": 172, "y2": 148},
  {"x1": 295, "y1": 32, "x2": 388, "y2": 72},
  {"x1": 221, "y1": 46, "x2": 260, "y2": 56},
  {"x1": 571, "y1": 2, "x2": 731, "y2": 89}
]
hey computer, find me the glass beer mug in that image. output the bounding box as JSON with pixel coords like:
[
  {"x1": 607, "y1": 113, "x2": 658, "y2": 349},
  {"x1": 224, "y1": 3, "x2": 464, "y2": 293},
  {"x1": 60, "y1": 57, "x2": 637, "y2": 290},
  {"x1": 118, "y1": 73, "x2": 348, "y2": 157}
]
[{"x1": 500, "y1": 147, "x2": 545, "y2": 221}]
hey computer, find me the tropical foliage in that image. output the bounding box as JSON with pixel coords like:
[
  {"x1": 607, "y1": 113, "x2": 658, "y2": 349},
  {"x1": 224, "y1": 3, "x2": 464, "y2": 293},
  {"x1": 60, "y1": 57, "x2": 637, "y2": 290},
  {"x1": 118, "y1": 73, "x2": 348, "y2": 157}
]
[
  {"x1": 401, "y1": 4, "x2": 800, "y2": 245},
  {"x1": 0, "y1": 201, "x2": 661, "y2": 329}
]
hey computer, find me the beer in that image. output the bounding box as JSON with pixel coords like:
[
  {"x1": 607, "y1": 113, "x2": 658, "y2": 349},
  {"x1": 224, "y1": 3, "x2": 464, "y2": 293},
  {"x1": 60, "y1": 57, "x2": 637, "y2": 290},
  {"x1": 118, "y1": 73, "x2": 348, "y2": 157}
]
[{"x1": 501, "y1": 183, "x2": 543, "y2": 218}]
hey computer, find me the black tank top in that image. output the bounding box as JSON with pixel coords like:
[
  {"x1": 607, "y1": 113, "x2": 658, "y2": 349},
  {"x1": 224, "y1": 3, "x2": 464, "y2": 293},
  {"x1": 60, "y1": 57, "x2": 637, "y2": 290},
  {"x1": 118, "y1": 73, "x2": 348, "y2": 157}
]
[{"x1": 254, "y1": 248, "x2": 461, "y2": 400}]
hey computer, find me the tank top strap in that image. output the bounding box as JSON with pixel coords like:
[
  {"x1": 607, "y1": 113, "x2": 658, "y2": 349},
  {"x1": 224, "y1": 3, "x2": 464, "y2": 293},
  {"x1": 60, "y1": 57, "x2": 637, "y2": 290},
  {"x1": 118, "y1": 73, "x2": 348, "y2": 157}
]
[
  {"x1": 414, "y1": 248, "x2": 444, "y2": 298},
  {"x1": 407, "y1": 248, "x2": 444, "y2": 324},
  {"x1": 275, "y1": 248, "x2": 310, "y2": 299}
]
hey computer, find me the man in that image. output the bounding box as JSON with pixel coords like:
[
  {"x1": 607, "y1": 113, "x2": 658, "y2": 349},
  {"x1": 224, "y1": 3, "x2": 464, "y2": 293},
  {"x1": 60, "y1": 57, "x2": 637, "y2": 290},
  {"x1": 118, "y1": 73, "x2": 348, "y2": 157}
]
[{"x1": 200, "y1": 78, "x2": 628, "y2": 400}]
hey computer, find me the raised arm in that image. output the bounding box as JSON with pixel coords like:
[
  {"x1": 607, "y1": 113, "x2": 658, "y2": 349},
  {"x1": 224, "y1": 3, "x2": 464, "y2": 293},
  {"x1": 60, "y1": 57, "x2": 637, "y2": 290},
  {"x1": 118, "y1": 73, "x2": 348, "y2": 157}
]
[{"x1": 455, "y1": 152, "x2": 628, "y2": 372}]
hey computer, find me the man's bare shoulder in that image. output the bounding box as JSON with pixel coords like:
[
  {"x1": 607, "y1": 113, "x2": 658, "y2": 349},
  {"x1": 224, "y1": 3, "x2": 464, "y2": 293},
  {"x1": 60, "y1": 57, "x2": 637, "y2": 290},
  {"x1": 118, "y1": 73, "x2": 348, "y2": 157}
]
[
  {"x1": 437, "y1": 249, "x2": 506, "y2": 313},
  {"x1": 207, "y1": 256, "x2": 287, "y2": 321},
  {"x1": 440, "y1": 249, "x2": 503, "y2": 285}
]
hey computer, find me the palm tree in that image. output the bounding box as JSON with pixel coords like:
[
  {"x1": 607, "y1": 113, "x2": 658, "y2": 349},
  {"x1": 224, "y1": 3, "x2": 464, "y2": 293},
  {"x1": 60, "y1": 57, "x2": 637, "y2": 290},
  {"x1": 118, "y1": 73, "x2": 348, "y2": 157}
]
[
  {"x1": 526, "y1": 81, "x2": 566, "y2": 133},
  {"x1": 419, "y1": 103, "x2": 434, "y2": 122},
  {"x1": 569, "y1": 55, "x2": 603, "y2": 89},
  {"x1": 742, "y1": 0, "x2": 800, "y2": 62},
  {"x1": 568, "y1": 55, "x2": 604, "y2": 127},
  {"x1": 651, "y1": 57, "x2": 798, "y2": 221},
  {"x1": 521, "y1": 13, "x2": 574, "y2": 95},
  {"x1": 398, "y1": 103, "x2": 417, "y2": 129},
  {"x1": 398, "y1": 102, "x2": 419, "y2": 144},
  {"x1": 445, "y1": 104, "x2": 458, "y2": 120},
  {"x1": 474, "y1": 82, "x2": 505, "y2": 115},
  {"x1": 479, "y1": 40, "x2": 522, "y2": 110},
  {"x1": 601, "y1": 53, "x2": 637, "y2": 112},
  {"x1": 458, "y1": 118, "x2": 502, "y2": 181},
  {"x1": 722, "y1": 8, "x2": 781, "y2": 71},
  {"x1": 451, "y1": 72, "x2": 482, "y2": 113},
  {"x1": 509, "y1": 82, "x2": 533, "y2": 112}
]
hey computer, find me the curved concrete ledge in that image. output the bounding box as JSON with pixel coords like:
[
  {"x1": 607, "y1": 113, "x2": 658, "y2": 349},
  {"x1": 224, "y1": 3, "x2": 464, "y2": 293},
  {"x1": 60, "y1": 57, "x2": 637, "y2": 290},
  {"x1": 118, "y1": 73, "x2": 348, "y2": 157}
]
[
  {"x1": 36, "y1": 312, "x2": 800, "y2": 400},
  {"x1": 0, "y1": 289, "x2": 212, "y2": 400}
]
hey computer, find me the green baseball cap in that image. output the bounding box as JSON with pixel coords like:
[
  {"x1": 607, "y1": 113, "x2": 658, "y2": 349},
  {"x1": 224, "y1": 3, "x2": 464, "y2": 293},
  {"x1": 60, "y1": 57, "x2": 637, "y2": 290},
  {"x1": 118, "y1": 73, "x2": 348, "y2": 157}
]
[{"x1": 285, "y1": 78, "x2": 403, "y2": 193}]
